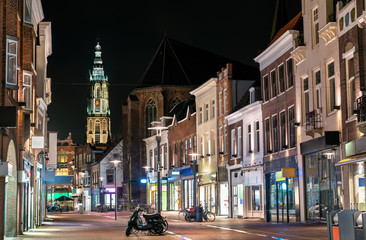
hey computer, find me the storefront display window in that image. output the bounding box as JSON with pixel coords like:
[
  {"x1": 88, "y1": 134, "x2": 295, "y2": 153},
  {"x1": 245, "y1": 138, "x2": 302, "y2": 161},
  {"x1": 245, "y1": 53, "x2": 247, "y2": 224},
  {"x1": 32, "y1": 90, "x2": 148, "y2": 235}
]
[
  {"x1": 162, "y1": 184, "x2": 167, "y2": 210},
  {"x1": 184, "y1": 179, "x2": 193, "y2": 209},
  {"x1": 169, "y1": 181, "x2": 181, "y2": 210},
  {"x1": 305, "y1": 150, "x2": 339, "y2": 221},
  {"x1": 219, "y1": 183, "x2": 228, "y2": 215},
  {"x1": 353, "y1": 162, "x2": 366, "y2": 210}
]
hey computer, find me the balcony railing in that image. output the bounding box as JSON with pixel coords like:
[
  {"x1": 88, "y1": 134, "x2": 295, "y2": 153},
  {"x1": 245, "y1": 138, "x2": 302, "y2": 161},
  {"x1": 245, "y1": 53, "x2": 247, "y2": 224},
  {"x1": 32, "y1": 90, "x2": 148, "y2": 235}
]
[
  {"x1": 306, "y1": 109, "x2": 323, "y2": 137},
  {"x1": 356, "y1": 96, "x2": 366, "y2": 130}
]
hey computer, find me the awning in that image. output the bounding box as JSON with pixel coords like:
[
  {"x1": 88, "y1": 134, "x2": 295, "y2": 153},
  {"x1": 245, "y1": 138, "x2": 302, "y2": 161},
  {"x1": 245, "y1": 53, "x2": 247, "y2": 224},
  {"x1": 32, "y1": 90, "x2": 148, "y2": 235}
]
[{"x1": 335, "y1": 153, "x2": 366, "y2": 166}]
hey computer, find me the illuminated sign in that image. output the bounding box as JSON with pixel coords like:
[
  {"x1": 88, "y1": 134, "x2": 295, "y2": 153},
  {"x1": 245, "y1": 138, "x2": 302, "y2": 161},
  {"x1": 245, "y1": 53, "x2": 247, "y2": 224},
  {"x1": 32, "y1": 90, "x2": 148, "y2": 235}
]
[
  {"x1": 172, "y1": 171, "x2": 180, "y2": 175},
  {"x1": 32, "y1": 136, "x2": 44, "y2": 149},
  {"x1": 140, "y1": 178, "x2": 147, "y2": 184},
  {"x1": 104, "y1": 188, "x2": 116, "y2": 193}
]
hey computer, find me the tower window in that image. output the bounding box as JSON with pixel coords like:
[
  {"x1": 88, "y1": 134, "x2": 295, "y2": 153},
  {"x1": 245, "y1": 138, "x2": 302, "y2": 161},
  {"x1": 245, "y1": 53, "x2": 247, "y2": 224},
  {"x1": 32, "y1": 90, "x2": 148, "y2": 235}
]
[{"x1": 146, "y1": 99, "x2": 157, "y2": 137}]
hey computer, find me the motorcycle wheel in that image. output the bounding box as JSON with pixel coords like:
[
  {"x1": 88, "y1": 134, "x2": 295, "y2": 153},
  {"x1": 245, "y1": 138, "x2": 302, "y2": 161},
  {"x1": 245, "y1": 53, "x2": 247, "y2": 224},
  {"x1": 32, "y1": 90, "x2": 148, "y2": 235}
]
[
  {"x1": 162, "y1": 218, "x2": 168, "y2": 232},
  {"x1": 151, "y1": 224, "x2": 164, "y2": 235},
  {"x1": 126, "y1": 226, "x2": 132, "y2": 236}
]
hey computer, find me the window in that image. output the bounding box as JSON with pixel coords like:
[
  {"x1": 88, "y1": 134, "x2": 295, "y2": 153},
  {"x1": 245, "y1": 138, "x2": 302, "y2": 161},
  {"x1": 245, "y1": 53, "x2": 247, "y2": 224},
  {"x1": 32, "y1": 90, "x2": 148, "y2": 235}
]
[
  {"x1": 271, "y1": 70, "x2": 277, "y2": 98},
  {"x1": 312, "y1": 7, "x2": 319, "y2": 46},
  {"x1": 303, "y1": 77, "x2": 310, "y2": 119},
  {"x1": 95, "y1": 121, "x2": 100, "y2": 143},
  {"x1": 280, "y1": 111, "x2": 286, "y2": 149},
  {"x1": 224, "y1": 124, "x2": 228, "y2": 154},
  {"x1": 24, "y1": 0, "x2": 32, "y2": 23},
  {"x1": 193, "y1": 136, "x2": 197, "y2": 153},
  {"x1": 170, "y1": 97, "x2": 181, "y2": 111},
  {"x1": 219, "y1": 92, "x2": 222, "y2": 116},
  {"x1": 154, "y1": 148, "x2": 157, "y2": 169},
  {"x1": 265, "y1": 119, "x2": 270, "y2": 154},
  {"x1": 247, "y1": 124, "x2": 252, "y2": 154},
  {"x1": 211, "y1": 131, "x2": 216, "y2": 156},
  {"x1": 223, "y1": 89, "x2": 227, "y2": 114},
  {"x1": 164, "y1": 145, "x2": 167, "y2": 170},
  {"x1": 189, "y1": 138, "x2": 192, "y2": 149},
  {"x1": 205, "y1": 104, "x2": 209, "y2": 121},
  {"x1": 314, "y1": 70, "x2": 321, "y2": 109},
  {"x1": 6, "y1": 39, "x2": 17, "y2": 85},
  {"x1": 255, "y1": 121, "x2": 260, "y2": 152},
  {"x1": 199, "y1": 107, "x2": 203, "y2": 124},
  {"x1": 149, "y1": 150, "x2": 153, "y2": 167},
  {"x1": 106, "y1": 169, "x2": 114, "y2": 184},
  {"x1": 237, "y1": 127, "x2": 242, "y2": 157},
  {"x1": 347, "y1": 57, "x2": 355, "y2": 118},
  {"x1": 211, "y1": 100, "x2": 215, "y2": 118},
  {"x1": 249, "y1": 88, "x2": 255, "y2": 104},
  {"x1": 23, "y1": 73, "x2": 32, "y2": 109},
  {"x1": 219, "y1": 126, "x2": 223, "y2": 153},
  {"x1": 272, "y1": 115, "x2": 278, "y2": 152},
  {"x1": 264, "y1": 75, "x2": 269, "y2": 101},
  {"x1": 169, "y1": 145, "x2": 173, "y2": 167},
  {"x1": 278, "y1": 65, "x2": 285, "y2": 93},
  {"x1": 201, "y1": 137, "x2": 204, "y2": 155},
  {"x1": 231, "y1": 129, "x2": 236, "y2": 157},
  {"x1": 327, "y1": 62, "x2": 336, "y2": 112},
  {"x1": 288, "y1": 107, "x2": 296, "y2": 148},
  {"x1": 287, "y1": 59, "x2": 294, "y2": 88},
  {"x1": 145, "y1": 99, "x2": 157, "y2": 137},
  {"x1": 185, "y1": 140, "x2": 188, "y2": 161},
  {"x1": 180, "y1": 142, "x2": 184, "y2": 163}
]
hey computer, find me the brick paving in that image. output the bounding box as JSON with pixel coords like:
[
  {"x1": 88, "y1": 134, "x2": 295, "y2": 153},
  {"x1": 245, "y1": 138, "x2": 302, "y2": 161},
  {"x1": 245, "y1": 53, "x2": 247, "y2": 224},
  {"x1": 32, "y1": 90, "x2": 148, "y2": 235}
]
[{"x1": 6, "y1": 211, "x2": 328, "y2": 240}]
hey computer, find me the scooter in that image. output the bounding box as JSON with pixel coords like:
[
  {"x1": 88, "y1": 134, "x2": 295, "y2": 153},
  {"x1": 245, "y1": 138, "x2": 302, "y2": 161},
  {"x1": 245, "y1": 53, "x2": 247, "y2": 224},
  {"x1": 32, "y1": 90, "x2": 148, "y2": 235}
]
[{"x1": 126, "y1": 206, "x2": 167, "y2": 236}]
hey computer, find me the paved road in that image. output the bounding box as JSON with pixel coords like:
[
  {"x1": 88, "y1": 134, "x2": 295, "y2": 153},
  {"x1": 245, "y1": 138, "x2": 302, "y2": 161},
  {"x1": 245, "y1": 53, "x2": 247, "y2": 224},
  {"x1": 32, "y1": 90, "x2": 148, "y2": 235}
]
[{"x1": 8, "y1": 211, "x2": 328, "y2": 240}]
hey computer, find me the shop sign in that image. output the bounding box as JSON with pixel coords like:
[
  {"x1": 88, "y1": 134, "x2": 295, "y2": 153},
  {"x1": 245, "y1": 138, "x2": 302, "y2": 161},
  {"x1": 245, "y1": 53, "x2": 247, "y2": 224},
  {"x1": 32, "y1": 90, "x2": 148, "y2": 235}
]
[
  {"x1": 281, "y1": 168, "x2": 295, "y2": 178},
  {"x1": 31, "y1": 136, "x2": 44, "y2": 149}
]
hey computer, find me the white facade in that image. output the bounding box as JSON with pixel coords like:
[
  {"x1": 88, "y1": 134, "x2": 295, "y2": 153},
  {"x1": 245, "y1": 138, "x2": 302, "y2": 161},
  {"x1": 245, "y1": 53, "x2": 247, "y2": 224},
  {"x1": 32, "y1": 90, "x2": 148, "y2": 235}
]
[{"x1": 190, "y1": 78, "x2": 218, "y2": 213}]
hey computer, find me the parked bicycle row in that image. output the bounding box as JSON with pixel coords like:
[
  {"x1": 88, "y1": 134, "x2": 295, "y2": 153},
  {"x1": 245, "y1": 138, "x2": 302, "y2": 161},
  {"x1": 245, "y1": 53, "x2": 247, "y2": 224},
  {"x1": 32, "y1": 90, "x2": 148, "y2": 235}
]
[{"x1": 178, "y1": 206, "x2": 216, "y2": 222}]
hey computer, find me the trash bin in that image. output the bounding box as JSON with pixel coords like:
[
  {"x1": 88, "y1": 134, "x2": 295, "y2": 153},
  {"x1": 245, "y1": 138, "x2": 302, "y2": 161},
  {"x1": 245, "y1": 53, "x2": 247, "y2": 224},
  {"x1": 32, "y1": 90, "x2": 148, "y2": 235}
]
[
  {"x1": 327, "y1": 210, "x2": 340, "y2": 240},
  {"x1": 338, "y1": 210, "x2": 358, "y2": 240},
  {"x1": 78, "y1": 203, "x2": 84, "y2": 214},
  {"x1": 195, "y1": 206, "x2": 203, "y2": 222},
  {"x1": 355, "y1": 212, "x2": 366, "y2": 240}
]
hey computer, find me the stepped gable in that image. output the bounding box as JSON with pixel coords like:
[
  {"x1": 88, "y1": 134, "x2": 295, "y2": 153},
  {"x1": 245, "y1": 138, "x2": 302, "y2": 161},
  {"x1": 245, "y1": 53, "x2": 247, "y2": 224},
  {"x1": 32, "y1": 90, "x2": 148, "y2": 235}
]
[{"x1": 136, "y1": 36, "x2": 259, "y2": 88}]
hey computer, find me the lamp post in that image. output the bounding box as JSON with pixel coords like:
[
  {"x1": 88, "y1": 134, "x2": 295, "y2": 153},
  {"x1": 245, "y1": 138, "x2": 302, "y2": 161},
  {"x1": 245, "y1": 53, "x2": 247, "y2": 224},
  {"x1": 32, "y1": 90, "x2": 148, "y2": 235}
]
[
  {"x1": 99, "y1": 177, "x2": 104, "y2": 205},
  {"x1": 189, "y1": 153, "x2": 200, "y2": 213},
  {"x1": 111, "y1": 159, "x2": 121, "y2": 220},
  {"x1": 148, "y1": 127, "x2": 168, "y2": 214}
]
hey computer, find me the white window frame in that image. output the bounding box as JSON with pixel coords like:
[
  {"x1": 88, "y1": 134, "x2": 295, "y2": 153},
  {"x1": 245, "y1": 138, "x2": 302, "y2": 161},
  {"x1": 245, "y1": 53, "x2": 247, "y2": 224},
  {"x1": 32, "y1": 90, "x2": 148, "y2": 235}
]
[
  {"x1": 313, "y1": 68, "x2": 321, "y2": 110},
  {"x1": 279, "y1": 110, "x2": 286, "y2": 150},
  {"x1": 23, "y1": 71, "x2": 32, "y2": 110},
  {"x1": 231, "y1": 129, "x2": 236, "y2": 157},
  {"x1": 211, "y1": 100, "x2": 215, "y2": 118},
  {"x1": 247, "y1": 124, "x2": 252, "y2": 155},
  {"x1": 237, "y1": 127, "x2": 242, "y2": 157},
  {"x1": 263, "y1": 74, "x2": 269, "y2": 102},
  {"x1": 270, "y1": 69, "x2": 277, "y2": 99},
  {"x1": 278, "y1": 64, "x2": 285, "y2": 94},
  {"x1": 255, "y1": 121, "x2": 260, "y2": 153},
  {"x1": 302, "y1": 76, "x2": 310, "y2": 122},
  {"x1": 312, "y1": 7, "x2": 319, "y2": 46},
  {"x1": 343, "y1": 47, "x2": 356, "y2": 118},
  {"x1": 286, "y1": 58, "x2": 294, "y2": 89},
  {"x1": 24, "y1": 0, "x2": 32, "y2": 24},
  {"x1": 223, "y1": 88, "x2": 227, "y2": 114},
  {"x1": 6, "y1": 38, "x2": 18, "y2": 86},
  {"x1": 326, "y1": 60, "x2": 336, "y2": 113}
]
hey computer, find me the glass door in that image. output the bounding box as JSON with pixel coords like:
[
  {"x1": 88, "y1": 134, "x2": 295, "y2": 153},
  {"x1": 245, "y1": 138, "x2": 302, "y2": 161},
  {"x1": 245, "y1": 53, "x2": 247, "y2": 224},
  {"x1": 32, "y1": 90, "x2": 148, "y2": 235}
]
[{"x1": 276, "y1": 181, "x2": 287, "y2": 223}]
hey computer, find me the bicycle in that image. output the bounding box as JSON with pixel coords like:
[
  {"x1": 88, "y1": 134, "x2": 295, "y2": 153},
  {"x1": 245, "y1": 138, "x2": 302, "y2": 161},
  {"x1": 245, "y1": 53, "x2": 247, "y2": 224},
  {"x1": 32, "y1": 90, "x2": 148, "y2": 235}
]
[
  {"x1": 178, "y1": 209, "x2": 187, "y2": 221},
  {"x1": 203, "y1": 208, "x2": 215, "y2": 222}
]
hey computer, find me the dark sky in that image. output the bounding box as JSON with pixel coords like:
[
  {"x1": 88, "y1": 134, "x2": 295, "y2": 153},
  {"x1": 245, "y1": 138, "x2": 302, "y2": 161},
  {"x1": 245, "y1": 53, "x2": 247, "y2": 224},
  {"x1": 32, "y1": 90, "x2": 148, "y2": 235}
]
[{"x1": 41, "y1": 0, "x2": 301, "y2": 144}]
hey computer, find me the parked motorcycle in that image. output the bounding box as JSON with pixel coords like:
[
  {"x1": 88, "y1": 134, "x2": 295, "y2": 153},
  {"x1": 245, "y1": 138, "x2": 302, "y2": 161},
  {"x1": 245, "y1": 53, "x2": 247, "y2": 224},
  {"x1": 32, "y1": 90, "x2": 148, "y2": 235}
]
[
  {"x1": 47, "y1": 205, "x2": 63, "y2": 213},
  {"x1": 126, "y1": 206, "x2": 167, "y2": 236}
]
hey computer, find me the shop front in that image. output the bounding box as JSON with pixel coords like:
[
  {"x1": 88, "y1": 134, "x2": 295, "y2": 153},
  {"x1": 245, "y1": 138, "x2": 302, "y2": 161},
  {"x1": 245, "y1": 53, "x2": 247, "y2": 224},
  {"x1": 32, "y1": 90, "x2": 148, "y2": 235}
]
[
  {"x1": 169, "y1": 180, "x2": 181, "y2": 210},
  {"x1": 264, "y1": 156, "x2": 299, "y2": 223},
  {"x1": 166, "y1": 166, "x2": 193, "y2": 211},
  {"x1": 199, "y1": 171, "x2": 216, "y2": 213},
  {"x1": 229, "y1": 168, "x2": 243, "y2": 218},
  {"x1": 300, "y1": 132, "x2": 341, "y2": 221},
  {"x1": 23, "y1": 160, "x2": 33, "y2": 232},
  {"x1": 243, "y1": 166, "x2": 263, "y2": 219},
  {"x1": 336, "y1": 137, "x2": 366, "y2": 211}
]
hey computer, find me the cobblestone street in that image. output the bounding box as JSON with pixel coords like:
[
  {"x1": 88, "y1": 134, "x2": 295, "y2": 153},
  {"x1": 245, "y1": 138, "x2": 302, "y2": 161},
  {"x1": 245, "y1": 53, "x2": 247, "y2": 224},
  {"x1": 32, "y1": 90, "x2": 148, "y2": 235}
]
[{"x1": 7, "y1": 211, "x2": 328, "y2": 240}]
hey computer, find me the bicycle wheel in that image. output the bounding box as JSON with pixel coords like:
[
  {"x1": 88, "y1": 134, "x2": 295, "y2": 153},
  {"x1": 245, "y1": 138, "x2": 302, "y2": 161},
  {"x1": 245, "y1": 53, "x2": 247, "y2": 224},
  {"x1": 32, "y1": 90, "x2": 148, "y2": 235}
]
[
  {"x1": 162, "y1": 218, "x2": 168, "y2": 232},
  {"x1": 178, "y1": 210, "x2": 186, "y2": 221},
  {"x1": 206, "y1": 212, "x2": 215, "y2": 222}
]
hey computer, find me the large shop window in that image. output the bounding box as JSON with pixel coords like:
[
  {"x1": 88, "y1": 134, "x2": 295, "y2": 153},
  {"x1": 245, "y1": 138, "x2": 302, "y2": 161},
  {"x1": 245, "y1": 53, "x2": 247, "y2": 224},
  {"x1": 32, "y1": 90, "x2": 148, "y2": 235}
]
[
  {"x1": 353, "y1": 162, "x2": 365, "y2": 211},
  {"x1": 169, "y1": 181, "x2": 181, "y2": 210}
]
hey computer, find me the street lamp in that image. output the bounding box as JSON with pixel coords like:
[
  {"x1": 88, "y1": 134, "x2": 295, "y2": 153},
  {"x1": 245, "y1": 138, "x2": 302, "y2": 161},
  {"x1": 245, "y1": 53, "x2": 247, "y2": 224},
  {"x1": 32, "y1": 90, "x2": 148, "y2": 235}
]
[
  {"x1": 148, "y1": 126, "x2": 168, "y2": 213},
  {"x1": 111, "y1": 159, "x2": 121, "y2": 220},
  {"x1": 188, "y1": 153, "x2": 200, "y2": 212}
]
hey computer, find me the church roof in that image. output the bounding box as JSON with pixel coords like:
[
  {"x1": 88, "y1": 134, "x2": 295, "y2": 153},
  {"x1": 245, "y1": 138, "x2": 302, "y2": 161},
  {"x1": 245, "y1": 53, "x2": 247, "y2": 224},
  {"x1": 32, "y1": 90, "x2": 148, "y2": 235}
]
[
  {"x1": 268, "y1": 12, "x2": 303, "y2": 47},
  {"x1": 136, "y1": 36, "x2": 259, "y2": 88},
  {"x1": 168, "y1": 95, "x2": 196, "y2": 121}
]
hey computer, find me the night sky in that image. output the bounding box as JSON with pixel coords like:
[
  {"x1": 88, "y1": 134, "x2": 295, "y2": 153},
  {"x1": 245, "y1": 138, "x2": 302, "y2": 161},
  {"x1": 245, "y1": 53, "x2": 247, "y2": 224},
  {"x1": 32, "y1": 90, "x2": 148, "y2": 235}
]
[{"x1": 41, "y1": 0, "x2": 301, "y2": 144}]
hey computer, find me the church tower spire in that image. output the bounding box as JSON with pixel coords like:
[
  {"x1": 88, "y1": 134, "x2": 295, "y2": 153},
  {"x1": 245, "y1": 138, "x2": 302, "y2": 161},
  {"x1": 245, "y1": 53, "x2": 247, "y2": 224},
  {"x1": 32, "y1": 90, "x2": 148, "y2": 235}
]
[{"x1": 86, "y1": 41, "x2": 112, "y2": 145}]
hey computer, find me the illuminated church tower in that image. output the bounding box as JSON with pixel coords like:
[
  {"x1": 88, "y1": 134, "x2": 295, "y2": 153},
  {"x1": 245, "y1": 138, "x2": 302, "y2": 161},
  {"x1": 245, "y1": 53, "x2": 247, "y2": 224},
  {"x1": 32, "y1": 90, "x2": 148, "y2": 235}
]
[{"x1": 86, "y1": 42, "x2": 111, "y2": 144}]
